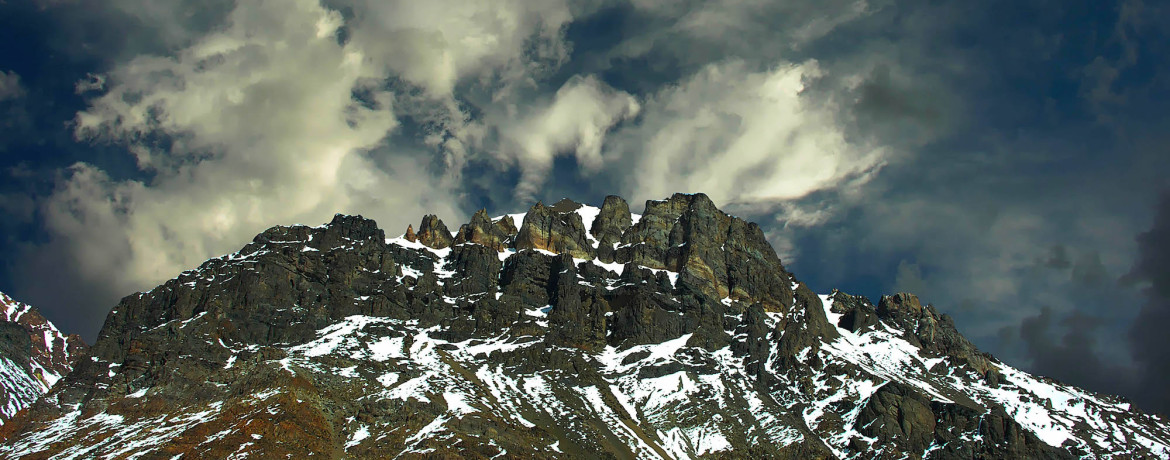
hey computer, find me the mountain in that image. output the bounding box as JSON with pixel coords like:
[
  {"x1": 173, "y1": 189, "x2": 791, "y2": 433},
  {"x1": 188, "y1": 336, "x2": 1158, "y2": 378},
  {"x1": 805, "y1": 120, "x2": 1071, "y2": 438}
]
[
  {"x1": 2, "y1": 193, "x2": 1168, "y2": 458},
  {"x1": 0, "y1": 291, "x2": 86, "y2": 426}
]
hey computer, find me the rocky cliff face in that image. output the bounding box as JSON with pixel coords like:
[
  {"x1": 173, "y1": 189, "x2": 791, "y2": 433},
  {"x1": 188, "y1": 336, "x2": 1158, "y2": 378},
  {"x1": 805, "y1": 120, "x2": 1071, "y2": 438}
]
[
  {"x1": 0, "y1": 291, "x2": 86, "y2": 427},
  {"x1": 2, "y1": 194, "x2": 1169, "y2": 459}
]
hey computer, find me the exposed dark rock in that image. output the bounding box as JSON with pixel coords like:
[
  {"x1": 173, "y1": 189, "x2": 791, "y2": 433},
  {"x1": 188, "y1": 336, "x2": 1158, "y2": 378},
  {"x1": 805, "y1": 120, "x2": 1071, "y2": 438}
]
[
  {"x1": 453, "y1": 209, "x2": 514, "y2": 252},
  {"x1": 858, "y1": 382, "x2": 938, "y2": 455},
  {"x1": 0, "y1": 323, "x2": 32, "y2": 368},
  {"x1": 514, "y1": 202, "x2": 595, "y2": 259},
  {"x1": 592, "y1": 195, "x2": 633, "y2": 263},
  {"x1": 607, "y1": 285, "x2": 686, "y2": 347},
  {"x1": 495, "y1": 215, "x2": 518, "y2": 237},
  {"x1": 87, "y1": 215, "x2": 401, "y2": 377},
  {"x1": 614, "y1": 193, "x2": 793, "y2": 311},
  {"x1": 829, "y1": 290, "x2": 880, "y2": 333},
  {"x1": 0, "y1": 291, "x2": 88, "y2": 427},
  {"x1": 769, "y1": 282, "x2": 839, "y2": 371},
  {"x1": 877, "y1": 292, "x2": 997, "y2": 376},
  {"x1": 548, "y1": 198, "x2": 583, "y2": 213},
  {"x1": 499, "y1": 250, "x2": 557, "y2": 308},
  {"x1": 320, "y1": 213, "x2": 386, "y2": 245},
  {"x1": 877, "y1": 292, "x2": 924, "y2": 317},
  {"x1": 416, "y1": 214, "x2": 454, "y2": 249},
  {"x1": 443, "y1": 243, "x2": 502, "y2": 297},
  {"x1": 546, "y1": 255, "x2": 610, "y2": 351},
  {"x1": 928, "y1": 402, "x2": 1074, "y2": 459}
]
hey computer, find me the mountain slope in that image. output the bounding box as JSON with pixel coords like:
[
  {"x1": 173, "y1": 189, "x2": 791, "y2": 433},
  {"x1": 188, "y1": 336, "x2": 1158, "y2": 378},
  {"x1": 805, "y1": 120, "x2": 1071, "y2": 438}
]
[
  {"x1": 0, "y1": 291, "x2": 87, "y2": 426},
  {"x1": 1, "y1": 194, "x2": 1167, "y2": 459}
]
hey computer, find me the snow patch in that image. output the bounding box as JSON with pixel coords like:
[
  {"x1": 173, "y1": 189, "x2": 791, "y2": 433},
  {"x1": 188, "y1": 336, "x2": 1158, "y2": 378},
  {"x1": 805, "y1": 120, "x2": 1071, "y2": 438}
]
[{"x1": 443, "y1": 391, "x2": 477, "y2": 416}]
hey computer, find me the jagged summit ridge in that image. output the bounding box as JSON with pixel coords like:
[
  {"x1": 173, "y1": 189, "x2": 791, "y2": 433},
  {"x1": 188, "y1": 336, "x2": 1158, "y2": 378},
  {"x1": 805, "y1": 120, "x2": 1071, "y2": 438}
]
[
  {"x1": 1, "y1": 193, "x2": 1169, "y2": 458},
  {"x1": 0, "y1": 291, "x2": 87, "y2": 426},
  {"x1": 403, "y1": 194, "x2": 797, "y2": 312}
]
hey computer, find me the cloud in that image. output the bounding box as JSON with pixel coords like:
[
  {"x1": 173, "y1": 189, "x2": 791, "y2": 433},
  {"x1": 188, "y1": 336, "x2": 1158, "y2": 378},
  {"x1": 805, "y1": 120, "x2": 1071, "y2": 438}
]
[
  {"x1": 24, "y1": 0, "x2": 237, "y2": 67},
  {"x1": 892, "y1": 260, "x2": 926, "y2": 295},
  {"x1": 1014, "y1": 306, "x2": 1132, "y2": 397},
  {"x1": 31, "y1": 0, "x2": 466, "y2": 336},
  {"x1": 24, "y1": 0, "x2": 619, "y2": 338},
  {"x1": 617, "y1": 0, "x2": 875, "y2": 68},
  {"x1": 330, "y1": 0, "x2": 579, "y2": 181},
  {"x1": 498, "y1": 75, "x2": 639, "y2": 201},
  {"x1": 1126, "y1": 192, "x2": 1170, "y2": 415},
  {"x1": 0, "y1": 71, "x2": 24, "y2": 101},
  {"x1": 338, "y1": 0, "x2": 574, "y2": 98},
  {"x1": 860, "y1": 201, "x2": 1051, "y2": 310},
  {"x1": 1034, "y1": 246, "x2": 1110, "y2": 286},
  {"x1": 609, "y1": 60, "x2": 886, "y2": 207},
  {"x1": 1078, "y1": 0, "x2": 1166, "y2": 122},
  {"x1": 578, "y1": 1, "x2": 961, "y2": 264},
  {"x1": 0, "y1": 70, "x2": 31, "y2": 155},
  {"x1": 1039, "y1": 245, "x2": 1073, "y2": 270},
  {"x1": 1071, "y1": 250, "x2": 1109, "y2": 286}
]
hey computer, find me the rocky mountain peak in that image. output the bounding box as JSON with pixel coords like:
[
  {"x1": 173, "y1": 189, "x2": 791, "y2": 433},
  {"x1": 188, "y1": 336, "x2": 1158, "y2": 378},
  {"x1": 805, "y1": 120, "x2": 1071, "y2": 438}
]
[
  {"x1": 325, "y1": 213, "x2": 386, "y2": 243},
  {"x1": 452, "y1": 209, "x2": 514, "y2": 251},
  {"x1": 0, "y1": 291, "x2": 87, "y2": 427},
  {"x1": 592, "y1": 195, "x2": 634, "y2": 263},
  {"x1": 3, "y1": 194, "x2": 1169, "y2": 459},
  {"x1": 878, "y1": 292, "x2": 924, "y2": 315},
  {"x1": 416, "y1": 214, "x2": 454, "y2": 249},
  {"x1": 494, "y1": 214, "x2": 518, "y2": 235},
  {"x1": 548, "y1": 197, "x2": 584, "y2": 213},
  {"x1": 514, "y1": 200, "x2": 595, "y2": 259},
  {"x1": 836, "y1": 290, "x2": 998, "y2": 383},
  {"x1": 615, "y1": 192, "x2": 791, "y2": 311}
]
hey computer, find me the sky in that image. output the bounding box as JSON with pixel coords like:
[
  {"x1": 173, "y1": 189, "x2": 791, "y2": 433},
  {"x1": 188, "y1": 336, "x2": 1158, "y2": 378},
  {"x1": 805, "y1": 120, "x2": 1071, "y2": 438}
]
[{"x1": 1, "y1": 0, "x2": 1168, "y2": 415}]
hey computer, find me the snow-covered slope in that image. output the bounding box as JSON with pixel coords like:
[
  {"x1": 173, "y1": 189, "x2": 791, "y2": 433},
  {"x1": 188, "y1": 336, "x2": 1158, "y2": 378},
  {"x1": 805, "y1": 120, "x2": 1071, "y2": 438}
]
[
  {"x1": 0, "y1": 291, "x2": 86, "y2": 425},
  {"x1": 2, "y1": 194, "x2": 1167, "y2": 458},
  {"x1": 809, "y1": 293, "x2": 1170, "y2": 458}
]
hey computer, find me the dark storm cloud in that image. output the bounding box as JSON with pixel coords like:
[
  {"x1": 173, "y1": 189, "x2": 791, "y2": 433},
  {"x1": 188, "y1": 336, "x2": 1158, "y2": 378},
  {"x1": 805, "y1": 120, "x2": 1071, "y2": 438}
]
[
  {"x1": 0, "y1": 71, "x2": 32, "y2": 155},
  {"x1": 1040, "y1": 245, "x2": 1073, "y2": 270},
  {"x1": 1126, "y1": 193, "x2": 1170, "y2": 415},
  {"x1": 1015, "y1": 306, "x2": 1133, "y2": 401},
  {"x1": 892, "y1": 260, "x2": 927, "y2": 296},
  {"x1": 853, "y1": 64, "x2": 948, "y2": 129},
  {"x1": 1072, "y1": 251, "x2": 1110, "y2": 287},
  {"x1": 760, "y1": 0, "x2": 1170, "y2": 415}
]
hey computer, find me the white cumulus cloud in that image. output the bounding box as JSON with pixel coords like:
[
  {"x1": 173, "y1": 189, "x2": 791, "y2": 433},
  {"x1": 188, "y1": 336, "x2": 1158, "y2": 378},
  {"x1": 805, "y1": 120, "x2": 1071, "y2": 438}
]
[
  {"x1": 610, "y1": 60, "x2": 886, "y2": 207},
  {"x1": 49, "y1": 0, "x2": 461, "y2": 297},
  {"x1": 499, "y1": 75, "x2": 640, "y2": 201}
]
